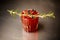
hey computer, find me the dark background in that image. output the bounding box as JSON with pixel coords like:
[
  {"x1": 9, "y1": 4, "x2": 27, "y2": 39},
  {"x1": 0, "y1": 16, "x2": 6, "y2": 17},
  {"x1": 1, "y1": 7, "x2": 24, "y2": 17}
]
[{"x1": 0, "y1": 0, "x2": 60, "y2": 40}]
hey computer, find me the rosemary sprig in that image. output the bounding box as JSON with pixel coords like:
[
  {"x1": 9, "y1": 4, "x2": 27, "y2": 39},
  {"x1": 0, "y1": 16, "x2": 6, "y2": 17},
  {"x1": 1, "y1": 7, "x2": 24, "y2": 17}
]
[{"x1": 7, "y1": 10, "x2": 55, "y2": 19}]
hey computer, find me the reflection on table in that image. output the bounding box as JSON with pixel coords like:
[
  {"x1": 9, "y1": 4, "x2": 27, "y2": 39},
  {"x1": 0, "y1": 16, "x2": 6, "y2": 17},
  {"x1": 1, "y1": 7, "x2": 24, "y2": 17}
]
[{"x1": 22, "y1": 29, "x2": 38, "y2": 40}]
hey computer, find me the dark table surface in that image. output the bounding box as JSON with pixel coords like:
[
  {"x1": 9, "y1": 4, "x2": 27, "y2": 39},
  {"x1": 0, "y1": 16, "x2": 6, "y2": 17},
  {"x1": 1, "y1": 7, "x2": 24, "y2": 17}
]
[{"x1": 0, "y1": 0, "x2": 60, "y2": 40}]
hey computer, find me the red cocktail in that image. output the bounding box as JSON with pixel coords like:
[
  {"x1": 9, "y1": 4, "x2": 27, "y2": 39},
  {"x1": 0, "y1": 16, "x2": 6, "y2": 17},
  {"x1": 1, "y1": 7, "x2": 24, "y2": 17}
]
[
  {"x1": 21, "y1": 9, "x2": 39, "y2": 32},
  {"x1": 7, "y1": 9, "x2": 55, "y2": 32}
]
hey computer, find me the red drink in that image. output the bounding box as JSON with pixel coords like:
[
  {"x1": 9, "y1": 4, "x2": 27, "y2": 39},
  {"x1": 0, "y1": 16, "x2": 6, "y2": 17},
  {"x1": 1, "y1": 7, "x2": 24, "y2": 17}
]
[
  {"x1": 8, "y1": 9, "x2": 55, "y2": 32},
  {"x1": 21, "y1": 9, "x2": 39, "y2": 32}
]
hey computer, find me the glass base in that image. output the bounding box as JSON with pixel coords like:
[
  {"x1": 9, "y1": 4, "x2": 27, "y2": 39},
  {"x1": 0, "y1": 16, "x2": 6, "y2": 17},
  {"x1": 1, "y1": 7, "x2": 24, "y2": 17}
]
[{"x1": 23, "y1": 24, "x2": 38, "y2": 32}]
